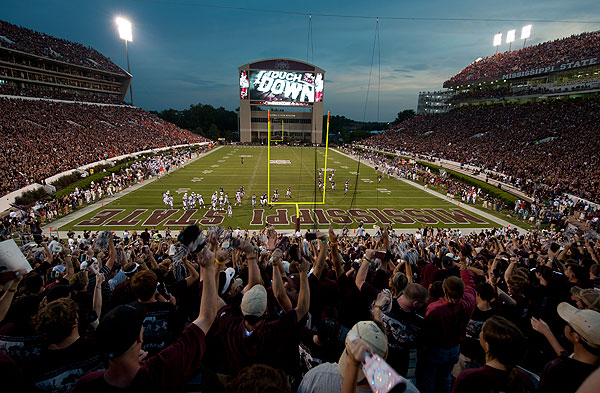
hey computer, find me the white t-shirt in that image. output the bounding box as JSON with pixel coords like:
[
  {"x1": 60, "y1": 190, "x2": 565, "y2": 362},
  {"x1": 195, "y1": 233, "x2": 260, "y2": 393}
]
[{"x1": 297, "y1": 362, "x2": 419, "y2": 393}]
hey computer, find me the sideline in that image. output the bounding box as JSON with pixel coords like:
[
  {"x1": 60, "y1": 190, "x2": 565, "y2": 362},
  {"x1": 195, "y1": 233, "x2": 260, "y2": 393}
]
[
  {"x1": 357, "y1": 145, "x2": 532, "y2": 202},
  {"x1": 42, "y1": 146, "x2": 223, "y2": 235},
  {"x1": 333, "y1": 148, "x2": 525, "y2": 233}
]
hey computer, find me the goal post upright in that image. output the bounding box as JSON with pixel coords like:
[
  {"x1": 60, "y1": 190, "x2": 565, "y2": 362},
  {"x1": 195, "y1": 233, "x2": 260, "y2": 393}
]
[
  {"x1": 322, "y1": 110, "x2": 330, "y2": 204},
  {"x1": 267, "y1": 110, "x2": 331, "y2": 230}
]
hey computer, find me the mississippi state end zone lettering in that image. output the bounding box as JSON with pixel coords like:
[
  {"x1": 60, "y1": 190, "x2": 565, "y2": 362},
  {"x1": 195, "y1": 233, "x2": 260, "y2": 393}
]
[{"x1": 75, "y1": 208, "x2": 488, "y2": 227}]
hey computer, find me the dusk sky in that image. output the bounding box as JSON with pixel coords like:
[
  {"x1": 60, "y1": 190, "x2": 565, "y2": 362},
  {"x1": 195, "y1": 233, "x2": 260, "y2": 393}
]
[{"x1": 4, "y1": 1, "x2": 599, "y2": 121}]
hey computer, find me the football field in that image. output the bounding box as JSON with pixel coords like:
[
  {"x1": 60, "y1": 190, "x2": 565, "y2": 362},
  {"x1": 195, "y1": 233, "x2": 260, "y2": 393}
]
[{"x1": 60, "y1": 146, "x2": 496, "y2": 231}]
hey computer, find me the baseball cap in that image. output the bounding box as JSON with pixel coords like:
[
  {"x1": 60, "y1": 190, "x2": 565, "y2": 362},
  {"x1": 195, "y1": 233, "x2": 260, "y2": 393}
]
[
  {"x1": 570, "y1": 287, "x2": 600, "y2": 313},
  {"x1": 241, "y1": 284, "x2": 267, "y2": 317},
  {"x1": 96, "y1": 303, "x2": 146, "y2": 359},
  {"x1": 557, "y1": 302, "x2": 600, "y2": 348},
  {"x1": 50, "y1": 264, "x2": 66, "y2": 278},
  {"x1": 339, "y1": 321, "x2": 388, "y2": 382},
  {"x1": 442, "y1": 253, "x2": 458, "y2": 268}
]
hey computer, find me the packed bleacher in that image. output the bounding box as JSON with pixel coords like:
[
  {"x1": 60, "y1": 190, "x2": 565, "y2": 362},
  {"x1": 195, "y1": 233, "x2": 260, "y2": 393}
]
[
  {"x1": 27, "y1": 147, "x2": 211, "y2": 226},
  {"x1": 0, "y1": 83, "x2": 124, "y2": 105},
  {"x1": 0, "y1": 20, "x2": 126, "y2": 75},
  {"x1": 445, "y1": 31, "x2": 600, "y2": 86},
  {"x1": 448, "y1": 86, "x2": 551, "y2": 103},
  {"x1": 0, "y1": 97, "x2": 208, "y2": 197},
  {"x1": 363, "y1": 97, "x2": 600, "y2": 203},
  {"x1": 0, "y1": 219, "x2": 599, "y2": 393}
]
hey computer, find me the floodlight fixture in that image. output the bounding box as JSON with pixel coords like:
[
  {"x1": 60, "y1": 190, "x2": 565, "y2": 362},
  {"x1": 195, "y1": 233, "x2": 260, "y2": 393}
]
[
  {"x1": 521, "y1": 24, "x2": 532, "y2": 40},
  {"x1": 506, "y1": 29, "x2": 516, "y2": 44},
  {"x1": 521, "y1": 24, "x2": 532, "y2": 48},
  {"x1": 493, "y1": 33, "x2": 502, "y2": 54},
  {"x1": 115, "y1": 17, "x2": 132, "y2": 42},
  {"x1": 493, "y1": 33, "x2": 502, "y2": 46},
  {"x1": 115, "y1": 16, "x2": 134, "y2": 105}
]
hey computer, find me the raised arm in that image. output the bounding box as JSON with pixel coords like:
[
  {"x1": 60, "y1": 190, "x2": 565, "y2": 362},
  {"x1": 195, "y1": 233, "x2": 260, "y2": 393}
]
[
  {"x1": 242, "y1": 241, "x2": 261, "y2": 292},
  {"x1": 341, "y1": 339, "x2": 371, "y2": 393},
  {"x1": 91, "y1": 273, "x2": 104, "y2": 329},
  {"x1": 355, "y1": 250, "x2": 375, "y2": 290},
  {"x1": 182, "y1": 256, "x2": 199, "y2": 287},
  {"x1": 313, "y1": 231, "x2": 329, "y2": 280},
  {"x1": 294, "y1": 259, "x2": 311, "y2": 321},
  {"x1": 531, "y1": 317, "x2": 565, "y2": 357},
  {"x1": 382, "y1": 226, "x2": 390, "y2": 252},
  {"x1": 329, "y1": 227, "x2": 344, "y2": 279},
  {"x1": 0, "y1": 270, "x2": 25, "y2": 323},
  {"x1": 193, "y1": 240, "x2": 219, "y2": 333},
  {"x1": 104, "y1": 234, "x2": 117, "y2": 271},
  {"x1": 504, "y1": 257, "x2": 517, "y2": 283},
  {"x1": 405, "y1": 258, "x2": 413, "y2": 283},
  {"x1": 271, "y1": 249, "x2": 292, "y2": 312},
  {"x1": 64, "y1": 253, "x2": 75, "y2": 281}
]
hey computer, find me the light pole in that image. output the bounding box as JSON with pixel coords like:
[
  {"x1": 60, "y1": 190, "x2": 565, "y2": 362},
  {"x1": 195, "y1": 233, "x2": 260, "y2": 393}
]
[{"x1": 115, "y1": 17, "x2": 133, "y2": 105}]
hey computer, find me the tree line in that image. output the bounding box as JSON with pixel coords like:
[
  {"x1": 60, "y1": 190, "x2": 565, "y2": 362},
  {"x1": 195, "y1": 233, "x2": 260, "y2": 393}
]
[{"x1": 153, "y1": 103, "x2": 415, "y2": 143}]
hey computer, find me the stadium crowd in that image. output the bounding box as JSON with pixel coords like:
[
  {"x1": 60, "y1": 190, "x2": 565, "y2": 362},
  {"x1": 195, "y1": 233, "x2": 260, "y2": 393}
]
[
  {"x1": 445, "y1": 31, "x2": 600, "y2": 85},
  {"x1": 343, "y1": 147, "x2": 591, "y2": 230},
  {"x1": 362, "y1": 97, "x2": 600, "y2": 203},
  {"x1": 0, "y1": 83, "x2": 124, "y2": 105},
  {"x1": 0, "y1": 97, "x2": 207, "y2": 197},
  {"x1": 24, "y1": 147, "x2": 209, "y2": 229},
  {"x1": 0, "y1": 222, "x2": 599, "y2": 393},
  {"x1": 0, "y1": 20, "x2": 126, "y2": 75},
  {"x1": 447, "y1": 86, "x2": 551, "y2": 103}
]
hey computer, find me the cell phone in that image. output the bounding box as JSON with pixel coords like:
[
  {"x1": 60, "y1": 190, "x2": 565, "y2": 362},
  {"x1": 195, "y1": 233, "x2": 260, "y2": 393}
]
[
  {"x1": 362, "y1": 353, "x2": 407, "y2": 393},
  {"x1": 374, "y1": 251, "x2": 386, "y2": 261},
  {"x1": 305, "y1": 232, "x2": 317, "y2": 241}
]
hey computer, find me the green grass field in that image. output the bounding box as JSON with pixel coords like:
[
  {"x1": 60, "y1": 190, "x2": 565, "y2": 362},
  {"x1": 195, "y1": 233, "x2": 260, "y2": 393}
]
[{"x1": 61, "y1": 146, "x2": 498, "y2": 231}]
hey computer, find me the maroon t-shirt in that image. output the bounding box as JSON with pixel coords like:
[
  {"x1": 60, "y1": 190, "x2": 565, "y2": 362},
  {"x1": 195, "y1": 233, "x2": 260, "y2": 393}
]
[
  {"x1": 538, "y1": 355, "x2": 598, "y2": 393},
  {"x1": 422, "y1": 270, "x2": 476, "y2": 348},
  {"x1": 70, "y1": 323, "x2": 206, "y2": 393},
  {"x1": 420, "y1": 263, "x2": 439, "y2": 289},
  {"x1": 215, "y1": 305, "x2": 299, "y2": 375},
  {"x1": 451, "y1": 365, "x2": 535, "y2": 393}
]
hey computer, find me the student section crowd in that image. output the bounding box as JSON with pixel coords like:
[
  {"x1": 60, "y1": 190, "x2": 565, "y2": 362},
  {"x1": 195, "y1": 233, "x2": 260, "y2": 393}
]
[{"x1": 0, "y1": 222, "x2": 599, "y2": 393}]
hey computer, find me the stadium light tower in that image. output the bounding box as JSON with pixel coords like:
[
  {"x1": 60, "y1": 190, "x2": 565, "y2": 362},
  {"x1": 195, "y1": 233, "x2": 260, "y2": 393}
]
[
  {"x1": 506, "y1": 29, "x2": 516, "y2": 51},
  {"x1": 521, "y1": 24, "x2": 532, "y2": 48},
  {"x1": 115, "y1": 17, "x2": 134, "y2": 105},
  {"x1": 493, "y1": 32, "x2": 502, "y2": 54}
]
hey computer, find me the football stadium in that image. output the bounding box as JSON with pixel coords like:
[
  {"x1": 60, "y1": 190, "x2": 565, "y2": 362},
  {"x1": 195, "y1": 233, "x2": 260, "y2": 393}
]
[{"x1": 1, "y1": 3, "x2": 600, "y2": 393}]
